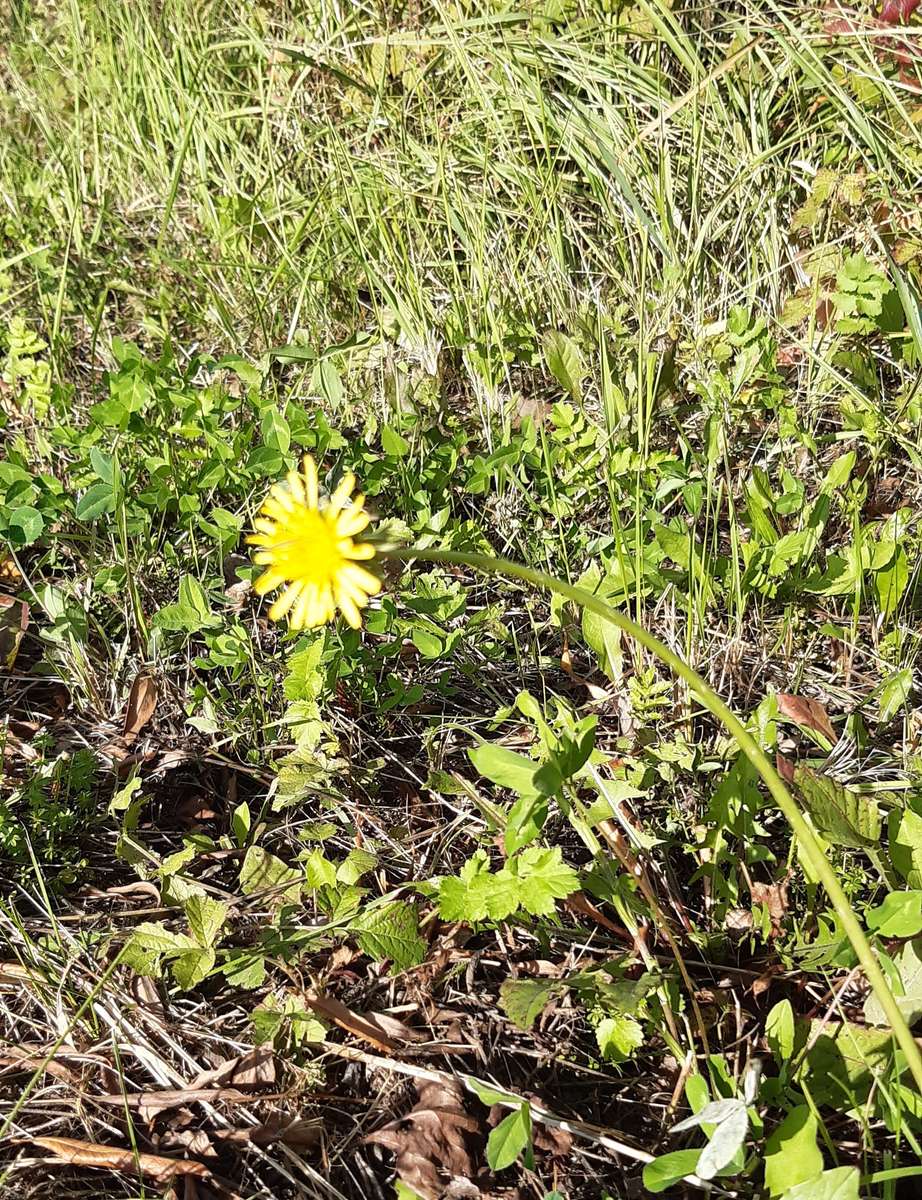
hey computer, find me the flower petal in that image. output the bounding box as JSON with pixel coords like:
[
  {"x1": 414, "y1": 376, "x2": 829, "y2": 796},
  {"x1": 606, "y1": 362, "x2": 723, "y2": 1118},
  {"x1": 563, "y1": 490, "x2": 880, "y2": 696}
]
[
  {"x1": 269, "y1": 581, "x2": 302, "y2": 621},
  {"x1": 329, "y1": 471, "x2": 355, "y2": 513}
]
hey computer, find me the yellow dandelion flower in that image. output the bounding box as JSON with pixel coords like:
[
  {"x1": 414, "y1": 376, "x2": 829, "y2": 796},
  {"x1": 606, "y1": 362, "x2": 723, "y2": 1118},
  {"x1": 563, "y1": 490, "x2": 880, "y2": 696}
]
[{"x1": 248, "y1": 455, "x2": 381, "y2": 630}]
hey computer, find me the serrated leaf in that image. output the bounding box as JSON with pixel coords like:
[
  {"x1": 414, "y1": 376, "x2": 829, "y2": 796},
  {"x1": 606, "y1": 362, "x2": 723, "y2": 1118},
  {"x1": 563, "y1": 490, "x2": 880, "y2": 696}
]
[
  {"x1": 185, "y1": 895, "x2": 227, "y2": 948},
  {"x1": 172, "y1": 947, "x2": 216, "y2": 990},
  {"x1": 337, "y1": 848, "x2": 377, "y2": 885},
  {"x1": 499, "y1": 978, "x2": 558, "y2": 1030},
  {"x1": 239, "y1": 845, "x2": 302, "y2": 903},
  {"x1": 595, "y1": 1012, "x2": 644, "y2": 1063},
  {"x1": 352, "y1": 901, "x2": 426, "y2": 971},
  {"x1": 486, "y1": 1104, "x2": 531, "y2": 1172},
  {"x1": 543, "y1": 330, "x2": 585, "y2": 401},
  {"x1": 643, "y1": 1149, "x2": 702, "y2": 1193},
  {"x1": 764, "y1": 1106, "x2": 822, "y2": 1197},
  {"x1": 513, "y1": 846, "x2": 579, "y2": 916},
  {"x1": 793, "y1": 766, "x2": 880, "y2": 849}
]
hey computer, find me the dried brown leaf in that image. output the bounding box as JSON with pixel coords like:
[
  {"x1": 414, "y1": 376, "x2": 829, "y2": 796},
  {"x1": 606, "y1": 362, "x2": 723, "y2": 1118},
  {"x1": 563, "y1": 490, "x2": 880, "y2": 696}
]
[
  {"x1": 305, "y1": 991, "x2": 424, "y2": 1052},
  {"x1": 123, "y1": 673, "x2": 158, "y2": 740},
  {"x1": 188, "y1": 1047, "x2": 275, "y2": 1091},
  {"x1": 0, "y1": 594, "x2": 28, "y2": 669},
  {"x1": 748, "y1": 873, "x2": 791, "y2": 938},
  {"x1": 31, "y1": 1136, "x2": 213, "y2": 1183},
  {"x1": 365, "y1": 1078, "x2": 481, "y2": 1200},
  {"x1": 776, "y1": 693, "x2": 836, "y2": 744}
]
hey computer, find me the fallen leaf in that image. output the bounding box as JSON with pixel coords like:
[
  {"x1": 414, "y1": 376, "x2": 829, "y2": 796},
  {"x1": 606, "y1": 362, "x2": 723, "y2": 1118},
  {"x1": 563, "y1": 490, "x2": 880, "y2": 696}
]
[
  {"x1": 0, "y1": 1047, "x2": 78, "y2": 1085},
  {"x1": 0, "y1": 594, "x2": 28, "y2": 669},
  {"x1": 364, "y1": 1079, "x2": 481, "y2": 1200},
  {"x1": 30, "y1": 1136, "x2": 212, "y2": 1183},
  {"x1": 748, "y1": 873, "x2": 791, "y2": 939},
  {"x1": 123, "y1": 673, "x2": 158, "y2": 740},
  {"x1": 211, "y1": 1118, "x2": 322, "y2": 1151},
  {"x1": 305, "y1": 991, "x2": 425, "y2": 1052},
  {"x1": 776, "y1": 693, "x2": 836, "y2": 744},
  {"x1": 93, "y1": 1087, "x2": 255, "y2": 1121},
  {"x1": 880, "y1": 0, "x2": 920, "y2": 24},
  {"x1": 188, "y1": 1047, "x2": 275, "y2": 1091}
]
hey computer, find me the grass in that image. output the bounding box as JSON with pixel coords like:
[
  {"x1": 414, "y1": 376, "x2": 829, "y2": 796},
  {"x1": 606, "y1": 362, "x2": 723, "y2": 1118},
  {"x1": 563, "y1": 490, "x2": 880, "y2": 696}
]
[{"x1": 1, "y1": 0, "x2": 922, "y2": 1196}]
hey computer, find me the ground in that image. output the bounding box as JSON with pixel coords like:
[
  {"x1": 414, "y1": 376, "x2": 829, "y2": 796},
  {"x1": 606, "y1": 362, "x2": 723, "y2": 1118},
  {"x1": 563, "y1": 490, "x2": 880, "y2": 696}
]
[{"x1": 1, "y1": 1, "x2": 922, "y2": 1198}]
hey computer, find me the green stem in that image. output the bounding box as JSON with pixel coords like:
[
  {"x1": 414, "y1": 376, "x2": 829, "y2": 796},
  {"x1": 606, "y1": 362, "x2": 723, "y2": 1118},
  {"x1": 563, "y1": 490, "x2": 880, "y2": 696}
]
[{"x1": 385, "y1": 545, "x2": 922, "y2": 1093}]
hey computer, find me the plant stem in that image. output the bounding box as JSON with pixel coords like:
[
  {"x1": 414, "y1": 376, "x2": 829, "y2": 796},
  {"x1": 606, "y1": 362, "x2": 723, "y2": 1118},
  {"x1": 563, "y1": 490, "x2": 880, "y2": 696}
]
[{"x1": 384, "y1": 545, "x2": 922, "y2": 1093}]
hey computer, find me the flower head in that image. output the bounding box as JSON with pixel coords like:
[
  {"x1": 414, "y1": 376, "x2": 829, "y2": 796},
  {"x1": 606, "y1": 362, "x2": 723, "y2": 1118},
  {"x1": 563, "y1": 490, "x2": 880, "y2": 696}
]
[{"x1": 248, "y1": 455, "x2": 380, "y2": 630}]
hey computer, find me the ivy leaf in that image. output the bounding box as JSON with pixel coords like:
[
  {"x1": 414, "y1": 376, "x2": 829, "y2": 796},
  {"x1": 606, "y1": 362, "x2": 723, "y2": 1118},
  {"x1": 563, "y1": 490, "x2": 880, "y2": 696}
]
[
  {"x1": 513, "y1": 846, "x2": 579, "y2": 916},
  {"x1": 499, "y1": 978, "x2": 558, "y2": 1031},
  {"x1": 352, "y1": 901, "x2": 426, "y2": 971}
]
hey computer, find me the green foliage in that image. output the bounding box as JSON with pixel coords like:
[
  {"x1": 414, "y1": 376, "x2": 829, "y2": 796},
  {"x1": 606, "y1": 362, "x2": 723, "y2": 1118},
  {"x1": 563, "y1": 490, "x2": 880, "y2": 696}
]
[{"x1": 437, "y1": 847, "x2": 579, "y2": 923}]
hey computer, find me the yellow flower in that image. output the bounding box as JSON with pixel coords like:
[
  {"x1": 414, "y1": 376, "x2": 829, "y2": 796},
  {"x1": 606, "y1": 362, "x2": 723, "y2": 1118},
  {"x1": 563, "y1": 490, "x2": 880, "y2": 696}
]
[{"x1": 248, "y1": 455, "x2": 381, "y2": 630}]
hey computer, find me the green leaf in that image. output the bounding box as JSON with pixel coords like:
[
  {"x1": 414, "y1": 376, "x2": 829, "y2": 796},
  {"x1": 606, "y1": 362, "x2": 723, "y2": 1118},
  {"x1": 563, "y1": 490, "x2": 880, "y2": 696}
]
[
  {"x1": 75, "y1": 483, "x2": 116, "y2": 521},
  {"x1": 411, "y1": 625, "x2": 443, "y2": 658},
  {"x1": 499, "y1": 978, "x2": 558, "y2": 1031},
  {"x1": 891, "y1": 807, "x2": 922, "y2": 888},
  {"x1": 794, "y1": 766, "x2": 880, "y2": 849},
  {"x1": 513, "y1": 846, "x2": 579, "y2": 916},
  {"x1": 543, "y1": 330, "x2": 585, "y2": 401},
  {"x1": 231, "y1": 801, "x2": 251, "y2": 846},
  {"x1": 642, "y1": 1150, "x2": 703, "y2": 1194},
  {"x1": 595, "y1": 1013, "x2": 644, "y2": 1063},
  {"x1": 352, "y1": 901, "x2": 426, "y2": 971},
  {"x1": 799, "y1": 1020, "x2": 898, "y2": 1108},
  {"x1": 7, "y1": 504, "x2": 44, "y2": 544},
  {"x1": 765, "y1": 999, "x2": 795, "y2": 1066},
  {"x1": 764, "y1": 1106, "x2": 823, "y2": 1197},
  {"x1": 438, "y1": 859, "x2": 520, "y2": 922},
  {"x1": 89, "y1": 447, "x2": 116, "y2": 484},
  {"x1": 879, "y1": 667, "x2": 912, "y2": 722},
  {"x1": 504, "y1": 792, "x2": 549, "y2": 855},
  {"x1": 875, "y1": 546, "x2": 909, "y2": 617},
  {"x1": 782, "y1": 1166, "x2": 859, "y2": 1200},
  {"x1": 172, "y1": 947, "x2": 216, "y2": 990},
  {"x1": 381, "y1": 424, "x2": 410, "y2": 456},
  {"x1": 239, "y1": 845, "x2": 302, "y2": 903},
  {"x1": 469, "y1": 743, "x2": 540, "y2": 796},
  {"x1": 864, "y1": 937, "x2": 922, "y2": 1026},
  {"x1": 866, "y1": 891, "x2": 922, "y2": 938},
  {"x1": 486, "y1": 1104, "x2": 532, "y2": 1172},
  {"x1": 185, "y1": 895, "x2": 227, "y2": 948},
  {"x1": 337, "y1": 847, "x2": 378, "y2": 885},
  {"x1": 261, "y1": 406, "x2": 291, "y2": 453}
]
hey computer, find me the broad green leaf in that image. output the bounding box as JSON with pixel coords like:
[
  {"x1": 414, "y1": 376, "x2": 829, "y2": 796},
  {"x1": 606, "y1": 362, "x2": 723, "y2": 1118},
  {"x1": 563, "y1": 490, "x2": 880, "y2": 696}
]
[
  {"x1": 172, "y1": 946, "x2": 216, "y2": 990},
  {"x1": 794, "y1": 766, "x2": 880, "y2": 849},
  {"x1": 799, "y1": 1020, "x2": 898, "y2": 1108},
  {"x1": 513, "y1": 846, "x2": 579, "y2": 916},
  {"x1": 179, "y1": 574, "x2": 214, "y2": 623},
  {"x1": 352, "y1": 901, "x2": 426, "y2": 971},
  {"x1": 643, "y1": 1150, "x2": 702, "y2": 1193},
  {"x1": 411, "y1": 626, "x2": 443, "y2": 658},
  {"x1": 75, "y1": 482, "x2": 116, "y2": 521},
  {"x1": 504, "y1": 792, "x2": 549, "y2": 855},
  {"x1": 543, "y1": 330, "x2": 584, "y2": 401},
  {"x1": 765, "y1": 999, "x2": 795, "y2": 1066},
  {"x1": 486, "y1": 1104, "x2": 531, "y2": 1172},
  {"x1": 381, "y1": 424, "x2": 410, "y2": 456},
  {"x1": 782, "y1": 1166, "x2": 859, "y2": 1200},
  {"x1": 260, "y1": 406, "x2": 291, "y2": 453},
  {"x1": 7, "y1": 504, "x2": 44, "y2": 544},
  {"x1": 499, "y1": 978, "x2": 558, "y2": 1031},
  {"x1": 89, "y1": 447, "x2": 116, "y2": 484},
  {"x1": 231, "y1": 801, "x2": 251, "y2": 846},
  {"x1": 595, "y1": 1012, "x2": 644, "y2": 1063},
  {"x1": 866, "y1": 891, "x2": 922, "y2": 938},
  {"x1": 875, "y1": 546, "x2": 909, "y2": 617},
  {"x1": 185, "y1": 895, "x2": 227, "y2": 948},
  {"x1": 864, "y1": 937, "x2": 922, "y2": 1026},
  {"x1": 337, "y1": 848, "x2": 378, "y2": 885},
  {"x1": 764, "y1": 1106, "x2": 822, "y2": 1197},
  {"x1": 239, "y1": 845, "x2": 302, "y2": 903},
  {"x1": 890, "y1": 807, "x2": 922, "y2": 888},
  {"x1": 469, "y1": 743, "x2": 540, "y2": 796}
]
